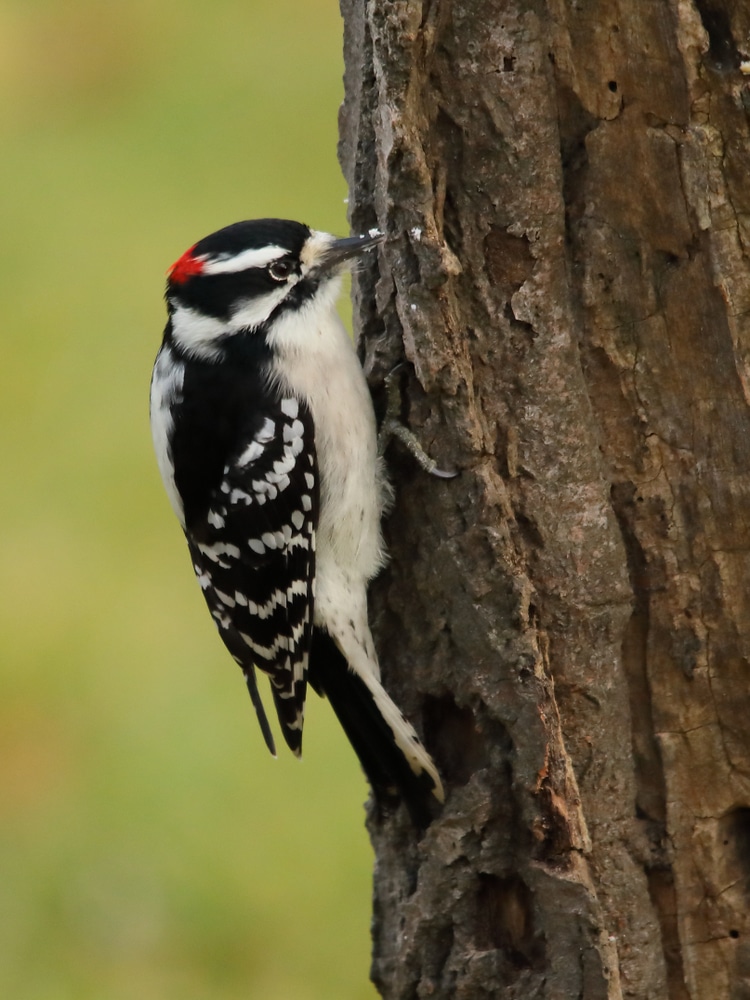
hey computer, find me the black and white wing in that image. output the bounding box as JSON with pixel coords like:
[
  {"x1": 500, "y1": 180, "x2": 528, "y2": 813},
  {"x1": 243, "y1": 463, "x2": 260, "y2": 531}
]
[{"x1": 185, "y1": 395, "x2": 318, "y2": 756}]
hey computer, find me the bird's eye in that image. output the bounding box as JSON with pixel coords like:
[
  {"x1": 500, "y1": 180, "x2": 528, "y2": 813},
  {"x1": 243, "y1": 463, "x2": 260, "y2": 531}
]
[{"x1": 268, "y1": 258, "x2": 294, "y2": 282}]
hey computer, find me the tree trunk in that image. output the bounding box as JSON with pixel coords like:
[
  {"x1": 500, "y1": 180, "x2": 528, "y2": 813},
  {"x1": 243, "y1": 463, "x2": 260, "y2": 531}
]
[{"x1": 339, "y1": 1, "x2": 750, "y2": 998}]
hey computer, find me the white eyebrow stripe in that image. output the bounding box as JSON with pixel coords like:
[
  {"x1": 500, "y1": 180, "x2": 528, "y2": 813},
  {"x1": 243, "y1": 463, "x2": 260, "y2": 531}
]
[{"x1": 202, "y1": 245, "x2": 288, "y2": 274}]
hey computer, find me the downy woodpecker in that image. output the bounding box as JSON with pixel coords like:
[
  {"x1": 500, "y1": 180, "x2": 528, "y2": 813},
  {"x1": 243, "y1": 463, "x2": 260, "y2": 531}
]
[{"x1": 150, "y1": 219, "x2": 444, "y2": 821}]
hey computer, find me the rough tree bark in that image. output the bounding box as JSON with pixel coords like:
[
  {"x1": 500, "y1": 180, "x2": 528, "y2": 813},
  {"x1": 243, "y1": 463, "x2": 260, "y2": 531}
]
[{"x1": 338, "y1": 1, "x2": 750, "y2": 998}]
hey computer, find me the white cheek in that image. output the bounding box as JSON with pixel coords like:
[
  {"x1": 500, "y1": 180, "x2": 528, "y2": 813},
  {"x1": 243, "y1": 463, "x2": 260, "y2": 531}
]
[
  {"x1": 230, "y1": 285, "x2": 296, "y2": 330},
  {"x1": 169, "y1": 306, "x2": 226, "y2": 359},
  {"x1": 169, "y1": 282, "x2": 295, "y2": 358}
]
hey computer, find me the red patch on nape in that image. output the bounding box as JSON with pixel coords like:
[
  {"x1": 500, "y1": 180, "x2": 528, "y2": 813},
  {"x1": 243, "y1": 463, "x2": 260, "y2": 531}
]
[{"x1": 167, "y1": 244, "x2": 205, "y2": 284}]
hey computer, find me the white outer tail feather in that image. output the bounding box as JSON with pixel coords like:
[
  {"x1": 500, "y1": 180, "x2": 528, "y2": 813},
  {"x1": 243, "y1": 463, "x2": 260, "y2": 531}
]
[{"x1": 359, "y1": 668, "x2": 445, "y2": 802}]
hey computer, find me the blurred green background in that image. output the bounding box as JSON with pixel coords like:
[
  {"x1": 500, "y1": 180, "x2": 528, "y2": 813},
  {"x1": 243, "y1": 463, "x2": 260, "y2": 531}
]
[{"x1": 0, "y1": 1, "x2": 377, "y2": 997}]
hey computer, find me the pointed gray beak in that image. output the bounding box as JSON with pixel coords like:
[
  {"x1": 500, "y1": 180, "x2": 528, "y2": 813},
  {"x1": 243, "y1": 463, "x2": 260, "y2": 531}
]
[{"x1": 318, "y1": 230, "x2": 385, "y2": 273}]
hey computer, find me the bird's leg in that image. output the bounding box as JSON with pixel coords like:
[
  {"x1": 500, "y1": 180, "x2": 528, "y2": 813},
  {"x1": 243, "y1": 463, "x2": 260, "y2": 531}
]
[{"x1": 378, "y1": 366, "x2": 458, "y2": 479}]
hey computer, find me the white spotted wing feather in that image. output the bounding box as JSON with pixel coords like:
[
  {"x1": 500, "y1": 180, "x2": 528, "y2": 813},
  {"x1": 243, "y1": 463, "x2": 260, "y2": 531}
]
[{"x1": 187, "y1": 395, "x2": 318, "y2": 755}]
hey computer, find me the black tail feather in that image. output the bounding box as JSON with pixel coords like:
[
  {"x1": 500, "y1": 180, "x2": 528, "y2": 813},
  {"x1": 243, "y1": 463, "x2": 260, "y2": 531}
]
[
  {"x1": 308, "y1": 629, "x2": 438, "y2": 827},
  {"x1": 220, "y1": 625, "x2": 277, "y2": 756},
  {"x1": 242, "y1": 664, "x2": 277, "y2": 756}
]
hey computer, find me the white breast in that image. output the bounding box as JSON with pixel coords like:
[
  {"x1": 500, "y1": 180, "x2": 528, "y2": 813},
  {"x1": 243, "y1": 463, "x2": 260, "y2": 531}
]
[{"x1": 267, "y1": 279, "x2": 387, "y2": 582}]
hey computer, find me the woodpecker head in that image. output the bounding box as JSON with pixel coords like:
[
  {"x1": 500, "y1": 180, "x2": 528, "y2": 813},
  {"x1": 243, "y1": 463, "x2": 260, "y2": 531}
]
[{"x1": 165, "y1": 218, "x2": 383, "y2": 360}]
